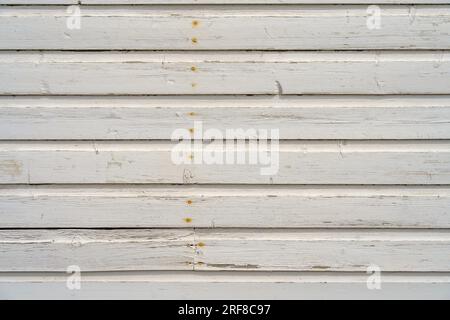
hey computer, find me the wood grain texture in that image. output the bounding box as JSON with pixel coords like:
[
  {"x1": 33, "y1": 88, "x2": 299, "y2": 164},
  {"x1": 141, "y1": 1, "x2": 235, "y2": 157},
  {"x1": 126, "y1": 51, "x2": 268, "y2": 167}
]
[
  {"x1": 1, "y1": 272, "x2": 450, "y2": 300},
  {"x1": 2, "y1": 6, "x2": 450, "y2": 50},
  {"x1": 2, "y1": 96, "x2": 450, "y2": 140},
  {"x1": 3, "y1": 1, "x2": 450, "y2": 4},
  {"x1": 1, "y1": 141, "x2": 449, "y2": 184},
  {"x1": 1, "y1": 185, "x2": 449, "y2": 228},
  {"x1": 1, "y1": 229, "x2": 449, "y2": 271},
  {"x1": 1, "y1": 52, "x2": 449, "y2": 95},
  {"x1": 194, "y1": 229, "x2": 450, "y2": 271},
  {"x1": 0, "y1": 229, "x2": 194, "y2": 272}
]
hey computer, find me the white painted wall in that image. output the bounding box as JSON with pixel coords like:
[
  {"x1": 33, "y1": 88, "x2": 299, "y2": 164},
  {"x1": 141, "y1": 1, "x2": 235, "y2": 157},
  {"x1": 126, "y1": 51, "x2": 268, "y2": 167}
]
[{"x1": 0, "y1": 1, "x2": 449, "y2": 300}]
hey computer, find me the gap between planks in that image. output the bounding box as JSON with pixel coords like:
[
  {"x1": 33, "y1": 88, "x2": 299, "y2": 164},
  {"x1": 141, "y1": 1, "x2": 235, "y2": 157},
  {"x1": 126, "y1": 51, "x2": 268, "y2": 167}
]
[{"x1": 1, "y1": 229, "x2": 450, "y2": 272}]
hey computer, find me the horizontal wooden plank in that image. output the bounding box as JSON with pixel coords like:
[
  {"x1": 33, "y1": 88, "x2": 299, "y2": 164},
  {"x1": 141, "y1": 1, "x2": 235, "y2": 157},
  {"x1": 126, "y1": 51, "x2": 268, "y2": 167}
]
[
  {"x1": 2, "y1": 96, "x2": 450, "y2": 140},
  {"x1": 3, "y1": 1, "x2": 450, "y2": 4},
  {"x1": 1, "y1": 52, "x2": 449, "y2": 95},
  {"x1": 1, "y1": 229, "x2": 449, "y2": 271},
  {"x1": 1, "y1": 271, "x2": 450, "y2": 300},
  {"x1": 195, "y1": 229, "x2": 450, "y2": 271},
  {"x1": 0, "y1": 229, "x2": 194, "y2": 272},
  {"x1": 1, "y1": 185, "x2": 450, "y2": 228},
  {"x1": 0, "y1": 141, "x2": 449, "y2": 184},
  {"x1": 2, "y1": 6, "x2": 450, "y2": 50}
]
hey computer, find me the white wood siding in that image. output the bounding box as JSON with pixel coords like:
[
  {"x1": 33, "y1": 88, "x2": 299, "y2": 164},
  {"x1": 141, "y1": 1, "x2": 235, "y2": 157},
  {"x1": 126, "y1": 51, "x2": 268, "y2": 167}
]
[
  {"x1": 2, "y1": 186, "x2": 449, "y2": 228},
  {"x1": 2, "y1": 6, "x2": 450, "y2": 50},
  {"x1": 0, "y1": 0, "x2": 449, "y2": 299},
  {"x1": 1, "y1": 229, "x2": 449, "y2": 272}
]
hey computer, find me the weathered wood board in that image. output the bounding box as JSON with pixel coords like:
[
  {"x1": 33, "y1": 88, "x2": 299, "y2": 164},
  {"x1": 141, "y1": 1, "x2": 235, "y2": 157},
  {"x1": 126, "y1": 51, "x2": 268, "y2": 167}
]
[
  {"x1": 2, "y1": 96, "x2": 450, "y2": 140},
  {"x1": 1, "y1": 186, "x2": 449, "y2": 228},
  {"x1": 1, "y1": 272, "x2": 450, "y2": 300},
  {"x1": 1, "y1": 141, "x2": 449, "y2": 184},
  {"x1": 194, "y1": 229, "x2": 450, "y2": 271},
  {"x1": 1, "y1": 0, "x2": 450, "y2": 300},
  {"x1": 0, "y1": 229, "x2": 449, "y2": 272}
]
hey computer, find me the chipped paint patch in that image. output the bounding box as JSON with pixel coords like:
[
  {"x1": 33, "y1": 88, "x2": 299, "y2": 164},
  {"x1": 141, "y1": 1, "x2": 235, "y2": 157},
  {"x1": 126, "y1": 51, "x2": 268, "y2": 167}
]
[{"x1": 0, "y1": 160, "x2": 23, "y2": 176}]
